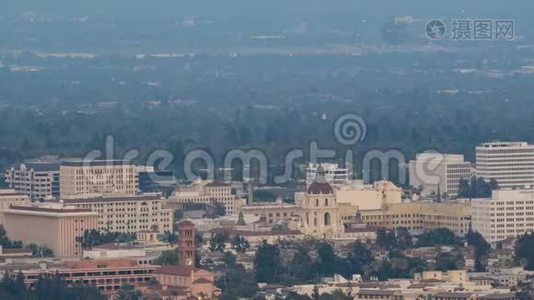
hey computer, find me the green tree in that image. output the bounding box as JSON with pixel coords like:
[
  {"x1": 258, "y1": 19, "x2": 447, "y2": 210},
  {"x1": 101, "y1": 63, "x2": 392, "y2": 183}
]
[
  {"x1": 515, "y1": 233, "x2": 534, "y2": 270},
  {"x1": 315, "y1": 242, "x2": 343, "y2": 277},
  {"x1": 312, "y1": 284, "x2": 320, "y2": 300},
  {"x1": 217, "y1": 264, "x2": 258, "y2": 299},
  {"x1": 466, "y1": 230, "x2": 490, "y2": 272},
  {"x1": 254, "y1": 241, "x2": 280, "y2": 283},
  {"x1": 207, "y1": 202, "x2": 226, "y2": 218},
  {"x1": 516, "y1": 280, "x2": 534, "y2": 300},
  {"x1": 116, "y1": 284, "x2": 143, "y2": 300},
  {"x1": 160, "y1": 230, "x2": 178, "y2": 246},
  {"x1": 223, "y1": 251, "x2": 237, "y2": 267},
  {"x1": 435, "y1": 252, "x2": 465, "y2": 271},
  {"x1": 416, "y1": 228, "x2": 460, "y2": 247},
  {"x1": 153, "y1": 250, "x2": 179, "y2": 265},
  {"x1": 376, "y1": 229, "x2": 397, "y2": 251},
  {"x1": 458, "y1": 178, "x2": 471, "y2": 198},
  {"x1": 28, "y1": 243, "x2": 54, "y2": 258},
  {"x1": 0, "y1": 225, "x2": 22, "y2": 249},
  {"x1": 347, "y1": 241, "x2": 373, "y2": 276},
  {"x1": 396, "y1": 227, "x2": 413, "y2": 249},
  {"x1": 231, "y1": 235, "x2": 250, "y2": 253},
  {"x1": 209, "y1": 232, "x2": 228, "y2": 252},
  {"x1": 288, "y1": 248, "x2": 316, "y2": 283}
]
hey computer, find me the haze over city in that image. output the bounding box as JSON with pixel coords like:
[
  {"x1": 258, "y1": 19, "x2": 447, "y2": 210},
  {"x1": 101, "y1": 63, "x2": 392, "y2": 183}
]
[{"x1": 0, "y1": 1, "x2": 534, "y2": 300}]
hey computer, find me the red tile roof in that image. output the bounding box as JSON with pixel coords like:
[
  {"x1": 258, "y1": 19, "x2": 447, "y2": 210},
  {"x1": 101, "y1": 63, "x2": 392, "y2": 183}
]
[
  {"x1": 154, "y1": 265, "x2": 195, "y2": 276},
  {"x1": 193, "y1": 278, "x2": 213, "y2": 284},
  {"x1": 64, "y1": 259, "x2": 138, "y2": 269}
]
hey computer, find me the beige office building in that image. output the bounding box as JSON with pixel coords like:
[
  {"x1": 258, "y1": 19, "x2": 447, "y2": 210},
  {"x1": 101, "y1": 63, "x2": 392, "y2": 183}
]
[
  {"x1": 471, "y1": 188, "x2": 534, "y2": 243},
  {"x1": 359, "y1": 201, "x2": 472, "y2": 236},
  {"x1": 335, "y1": 180, "x2": 402, "y2": 210},
  {"x1": 0, "y1": 189, "x2": 31, "y2": 224},
  {"x1": 409, "y1": 153, "x2": 472, "y2": 198},
  {"x1": 63, "y1": 194, "x2": 172, "y2": 234},
  {"x1": 246, "y1": 180, "x2": 471, "y2": 237},
  {"x1": 2, "y1": 204, "x2": 98, "y2": 256},
  {"x1": 60, "y1": 160, "x2": 138, "y2": 198},
  {"x1": 171, "y1": 180, "x2": 245, "y2": 215},
  {"x1": 476, "y1": 142, "x2": 534, "y2": 189}
]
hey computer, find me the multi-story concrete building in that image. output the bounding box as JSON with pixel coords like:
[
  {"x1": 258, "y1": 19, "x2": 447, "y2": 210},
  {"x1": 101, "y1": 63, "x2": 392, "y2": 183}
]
[
  {"x1": 409, "y1": 153, "x2": 472, "y2": 198},
  {"x1": 335, "y1": 180, "x2": 402, "y2": 210},
  {"x1": 0, "y1": 189, "x2": 31, "y2": 225},
  {"x1": 4, "y1": 161, "x2": 60, "y2": 200},
  {"x1": 2, "y1": 204, "x2": 98, "y2": 256},
  {"x1": 170, "y1": 180, "x2": 245, "y2": 215},
  {"x1": 471, "y1": 188, "x2": 534, "y2": 243},
  {"x1": 62, "y1": 194, "x2": 172, "y2": 234},
  {"x1": 306, "y1": 163, "x2": 350, "y2": 188},
  {"x1": 60, "y1": 160, "x2": 138, "y2": 198},
  {"x1": 476, "y1": 142, "x2": 534, "y2": 189},
  {"x1": 359, "y1": 201, "x2": 472, "y2": 236},
  {"x1": 137, "y1": 166, "x2": 175, "y2": 193},
  {"x1": 241, "y1": 202, "x2": 301, "y2": 225}
]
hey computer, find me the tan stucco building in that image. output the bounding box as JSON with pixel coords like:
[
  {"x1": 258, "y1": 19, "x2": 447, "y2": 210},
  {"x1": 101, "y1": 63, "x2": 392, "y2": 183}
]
[
  {"x1": 299, "y1": 181, "x2": 343, "y2": 238},
  {"x1": 60, "y1": 160, "x2": 138, "y2": 198},
  {"x1": 62, "y1": 194, "x2": 172, "y2": 234},
  {"x1": 359, "y1": 201, "x2": 471, "y2": 236},
  {"x1": 171, "y1": 180, "x2": 245, "y2": 215},
  {"x1": 335, "y1": 180, "x2": 402, "y2": 210},
  {"x1": 0, "y1": 189, "x2": 31, "y2": 225},
  {"x1": 2, "y1": 204, "x2": 98, "y2": 256}
]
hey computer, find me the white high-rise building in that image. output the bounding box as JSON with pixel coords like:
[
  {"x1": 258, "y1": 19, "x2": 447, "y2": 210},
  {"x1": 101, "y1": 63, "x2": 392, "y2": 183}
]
[
  {"x1": 476, "y1": 142, "x2": 534, "y2": 189},
  {"x1": 471, "y1": 188, "x2": 534, "y2": 243},
  {"x1": 409, "y1": 153, "x2": 472, "y2": 198},
  {"x1": 306, "y1": 163, "x2": 350, "y2": 188},
  {"x1": 4, "y1": 161, "x2": 60, "y2": 200}
]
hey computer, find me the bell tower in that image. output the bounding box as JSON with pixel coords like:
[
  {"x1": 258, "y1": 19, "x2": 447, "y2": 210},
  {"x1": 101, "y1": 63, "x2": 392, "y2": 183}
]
[
  {"x1": 177, "y1": 220, "x2": 195, "y2": 268},
  {"x1": 301, "y1": 170, "x2": 342, "y2": 239}
]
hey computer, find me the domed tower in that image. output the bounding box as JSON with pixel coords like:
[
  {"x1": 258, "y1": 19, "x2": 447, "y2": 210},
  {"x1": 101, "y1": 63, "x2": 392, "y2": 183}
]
[
  {"x1": 177, "y1": 220, "x2": 195, "y2": 268},
  {"x1": 300, "y1": 168, "x2": 342, "y2": 238}
]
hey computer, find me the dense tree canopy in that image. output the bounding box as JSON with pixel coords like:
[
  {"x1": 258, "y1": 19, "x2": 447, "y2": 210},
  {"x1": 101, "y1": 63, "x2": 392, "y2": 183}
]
[{"x1": 0, "y1": 273, "x2": 105, "y2": 300}]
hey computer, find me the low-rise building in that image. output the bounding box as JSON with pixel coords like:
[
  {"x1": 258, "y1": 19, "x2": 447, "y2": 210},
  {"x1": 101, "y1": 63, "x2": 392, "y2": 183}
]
[
  {"x1": 170, "y1": 180, "x2": 245, "y2": 216},
  {"x1": 241, "y1": 201, "x2": 301, "y2": 225},
  {"x1": 2, "y1": 204, "x2": 98, "y2": 256},
  {"x1": 306, "y1": 163, "x2": 351, "y2": 188},
  {"x1": 409, "y1": 153, "x2": 472, "y2": 198},
  {"x1": 1, "y1": 258, "x2": 157, "y2": 294},
  {"x1": 471, "y1": 188, "x2": 534, "y2": 243},
  {"x1": 360, "y1": 201, "x2": 471, "y2": 236},
  {"x1": 0, "y1": 189, "x2": 31, "y2": 225},
  {"x1": 152, "y1": 266, "x2": 218, "y2": 298},
  {"x1": 62, "y1": 194, "x2": 172, "y2": 234},
  {"x1": 335, "y1": 180, "x2": 402, "y2": 210}
]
